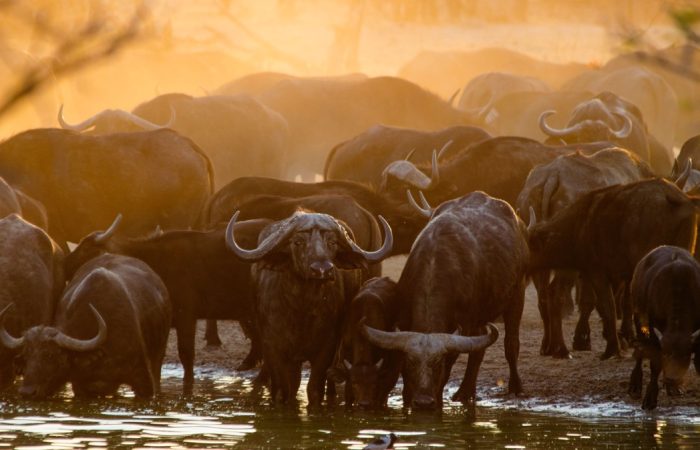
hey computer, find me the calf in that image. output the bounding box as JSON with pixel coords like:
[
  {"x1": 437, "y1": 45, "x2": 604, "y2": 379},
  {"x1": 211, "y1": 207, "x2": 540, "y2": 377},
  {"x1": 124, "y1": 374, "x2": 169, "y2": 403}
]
[{"x1": 628, "y1": 246, "x2": 700, "y2": 410}]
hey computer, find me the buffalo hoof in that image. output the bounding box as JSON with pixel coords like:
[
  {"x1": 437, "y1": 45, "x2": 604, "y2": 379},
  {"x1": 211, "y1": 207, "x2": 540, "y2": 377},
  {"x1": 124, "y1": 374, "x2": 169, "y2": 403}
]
[
  {"x1": 599, "y1": 346, "x2": 621, "y2": 360},
  {"x1": 642, "y1": 391, "x2": 658, "y2": 410},
  {"x1": 236, "y1": 357, "x2": 259, "y2": 371},
  {"x1": 451, "y1": 388, "x2": 476, "y2": 405},
  {"x1": 572, "y1": 334, "x2": 591, "y2": 351},
  {"x1": 665, "y1": 382, "x2": 683, "y2": 396}
]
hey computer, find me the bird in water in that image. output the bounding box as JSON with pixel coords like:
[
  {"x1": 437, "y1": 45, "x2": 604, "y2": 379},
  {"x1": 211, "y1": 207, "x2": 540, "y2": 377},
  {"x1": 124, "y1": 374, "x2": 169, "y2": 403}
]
[{"x1": 362, "y1": 432, "x2": 397, "y2": 450}]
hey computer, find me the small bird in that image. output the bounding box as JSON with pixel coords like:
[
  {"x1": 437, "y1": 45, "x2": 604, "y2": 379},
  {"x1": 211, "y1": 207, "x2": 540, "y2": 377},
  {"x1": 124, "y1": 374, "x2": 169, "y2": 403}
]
[{"x1": 362, "y1": 432, "x2": 397, "y2": 450}]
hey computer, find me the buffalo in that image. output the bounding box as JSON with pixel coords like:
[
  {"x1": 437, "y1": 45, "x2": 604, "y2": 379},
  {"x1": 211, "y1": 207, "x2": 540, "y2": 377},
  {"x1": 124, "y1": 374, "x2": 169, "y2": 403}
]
[
  {"x1": 0, "y1": 253, "x2": 170, "y2": 398},
  {"x1": 0, "y1": 128, "x2": 213, "y2": 249},
  {"x1": 60, "y1": 94, "x2": 290, "y2": 188},
  {"x1": 381, "y1": 136, "x2": 614, "y2": 209},
  {"x1": 324, "y1": 124, "x2": 491, "y2": 188},
  {"x1": 516, "y1": 148, "x2": 654, "y2": 358},
  {"x1": 204, "y1": 192, "x2": 384, "y2": 348},
  {"x1": 64, "y1": 215, "x2": 270, "y2": 393},
  {"x1": 0, "y1": 215, "x2": 64, "y2": 388},
  {"x1": 226, "y1": 210, "x2": 393, "y2": 406},
  {"x1": 333, "y1": 277, "x2": 401, "y2": 409},
  {"x1": 201, "y1": 177, "x2": 428, "y2": 256},
  {"x1": 528, "y1": 179, "x2": 699, "y2": 359},
  {"x1": 539, "y1": 91, "x2": 673, "y2": 175},
  {"x1": 628, "y1": 246, "x2": 700, "y2": 410},
  {"x1": 363, "y1": 192, "x2": 528, "y2": 409}
]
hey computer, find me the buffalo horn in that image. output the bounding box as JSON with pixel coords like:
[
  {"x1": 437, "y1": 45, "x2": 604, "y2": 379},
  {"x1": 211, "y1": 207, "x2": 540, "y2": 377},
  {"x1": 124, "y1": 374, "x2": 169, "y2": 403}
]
[
  {"x1": 112, "y1": 107, "x2": 176, "y2": 130},
  {"x1": 404, "y1": 148, "x2": 416, "y2": 161},
  {"x1": 442, "y1": 323, "x2": 499, "y2": 353},
  {"x1": 653, "y1": 327, "x2": 663, "y2": 341},
  {"x1": 382, "y1": 160, "x2": 433, "y2": 190},
  {"x1": 344, "y1": 359, "x2": 352, "y2": 371},
  {"x1": 406, "y1": 189, "x2": 433, "y2": 218},
  {"x1": 527, "y1": 206, "x2": 537, "y2": 232},
  {"x1": 0, "y1": 304, "x2": 24, "y2": 350},
  {"x1": 339, "y1": 215, "x2": 393, "y2": 263},
  {"x1": 448, "y1": 88, "x2": 460, "y2": 106},
  {"x1": 54, "y1": 304, "x2": 107, "y2": 352},
  {"x1": 94, "y1": 214, "x2": 123, "y2": 243},
  {"x1": 692, "y1": 329, "x2": 700, "y2": 341},
  {"x1": 436, "y1": 139, "x2": 454, "y2": 160},
  {"x1": 361, "y1": 323, "x2": 416, "y2": 352},
  {"x1": 58, "y1": 105, "x2": 102, "y2": 131},
  {"x1": 611, "y1": 112, "x2": 633, "y2": 139},
  {"x1": 538, "y1": 110, "x2": 581, "y2": 137},
  {"x1": 674, "y1": 158, "x2": 693, "y2": 190},
  {"x1": 226, "y1": 211, "x2": 297, "y2": 261},
  {"x1": 375, "y1": 358, "x2": 384, "y2": 370}
]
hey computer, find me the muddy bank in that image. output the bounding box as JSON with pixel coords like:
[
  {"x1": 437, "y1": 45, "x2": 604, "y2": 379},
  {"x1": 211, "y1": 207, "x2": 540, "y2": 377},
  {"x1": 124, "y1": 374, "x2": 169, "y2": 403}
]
[{"x1": 163, "y1": 255, "x2": 700, "y2": 416}]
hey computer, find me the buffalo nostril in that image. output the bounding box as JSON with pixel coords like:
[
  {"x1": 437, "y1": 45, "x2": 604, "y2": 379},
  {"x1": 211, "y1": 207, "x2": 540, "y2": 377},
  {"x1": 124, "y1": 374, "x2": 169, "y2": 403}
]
[
  {"x1": 412, "y1": 394, "x2": 436, "y2": 409},
  {"x1": 310, "y1": 261, "x2": 335, "y2": 279},
  {"x1": 19, "y1": 385, "x2": 36, "y2": 398}
]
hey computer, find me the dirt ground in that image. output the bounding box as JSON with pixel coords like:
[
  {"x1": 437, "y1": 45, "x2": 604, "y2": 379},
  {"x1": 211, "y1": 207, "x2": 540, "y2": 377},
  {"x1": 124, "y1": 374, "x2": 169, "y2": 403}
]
[{"x1": 163, "y1": 255, "x2": 700, "y2": 413}]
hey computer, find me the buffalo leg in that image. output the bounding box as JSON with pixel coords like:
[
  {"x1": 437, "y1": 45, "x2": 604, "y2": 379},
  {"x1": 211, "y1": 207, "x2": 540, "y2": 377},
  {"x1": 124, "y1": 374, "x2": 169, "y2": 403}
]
[
  {"x1": 176, "y1": 317, "x2": 197, "y2": 394},
  {"x1": 308, "y1": 339, "x2": 337, "y2": 407},
  {"x1": 452, "y1": 348, "x2": 486, "y2": 405},
  {"x1": 589, "y1": 273, "x2": 621, "y2": 359},
  {"x1": 204, "y1": 320, "x2": 222, "y2": 347},
  {"x1": 131, "y1": 361, "x2": 156, "y2": 398},
  {"x1": 642, "y1": 353, "x2": 662, "y2": 410},
  {"x1": 573, "y1": 278, "x2": 596, "y2": 351},
  {"x1": 238, "y1": 319, "x2": 262, "y2": 371},
  {"x1": 504, "y1": 283, "x2": 525, "y2": 394},
  {"x1": 618, "y1": 283, "x2": 634, "y2": 350},
  {"x1": 532, "y1": 270, "x2": 552, "y2": 355},
  {"x1": 628, "y1": 354, "x2": 644, "y2": 399},
  {"x1": 547, "y1": 271, "x2": 573, "y2": 358}
]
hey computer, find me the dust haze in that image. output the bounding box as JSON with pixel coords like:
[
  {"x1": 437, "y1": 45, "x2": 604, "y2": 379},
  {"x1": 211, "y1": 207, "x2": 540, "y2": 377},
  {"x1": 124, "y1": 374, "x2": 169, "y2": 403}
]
[{"x1": 0, "y1": 0, "x2": 685, "y2": 138}]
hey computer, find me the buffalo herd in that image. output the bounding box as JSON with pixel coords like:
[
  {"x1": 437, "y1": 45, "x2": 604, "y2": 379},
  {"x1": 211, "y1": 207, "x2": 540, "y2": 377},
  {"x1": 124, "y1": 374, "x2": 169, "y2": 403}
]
[{"x1": 1, "y1": 45, "x2": 700, "y2": 412}]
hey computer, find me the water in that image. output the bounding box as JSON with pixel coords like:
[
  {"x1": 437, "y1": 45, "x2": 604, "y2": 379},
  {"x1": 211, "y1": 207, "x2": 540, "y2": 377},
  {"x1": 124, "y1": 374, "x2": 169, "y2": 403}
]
[{"x1": 0, "y1": 365, "x2": 698, "y2": 449}]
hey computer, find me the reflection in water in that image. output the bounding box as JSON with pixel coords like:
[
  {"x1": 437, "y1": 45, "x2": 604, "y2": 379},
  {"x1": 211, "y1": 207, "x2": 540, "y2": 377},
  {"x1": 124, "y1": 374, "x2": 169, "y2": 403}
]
[{"x1": 0, "y1": 367, "x2": 697, "y2": 449}]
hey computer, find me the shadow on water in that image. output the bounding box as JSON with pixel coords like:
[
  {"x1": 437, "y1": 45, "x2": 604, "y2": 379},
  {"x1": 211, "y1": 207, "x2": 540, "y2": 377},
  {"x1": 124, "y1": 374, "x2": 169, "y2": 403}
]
[{"x1": 0, "y1": 365, "x2": 698, "y2": 449}]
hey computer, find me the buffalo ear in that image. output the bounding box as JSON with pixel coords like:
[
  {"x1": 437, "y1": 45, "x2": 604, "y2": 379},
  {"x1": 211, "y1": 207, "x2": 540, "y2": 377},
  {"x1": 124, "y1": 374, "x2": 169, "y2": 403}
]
[
  {"x1": 334, "y1": 250, "x2": 370, "y2": 271},
  {"x1": 256, "y1": 248, "x2": 291, "y2": 271}
]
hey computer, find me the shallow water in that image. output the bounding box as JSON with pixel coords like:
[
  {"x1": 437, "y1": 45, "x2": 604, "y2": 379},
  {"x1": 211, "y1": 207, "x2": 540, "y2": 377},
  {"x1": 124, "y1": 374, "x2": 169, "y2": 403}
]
[{"x1": 0, "y1": 365, "x2": 698, "y2": 449}]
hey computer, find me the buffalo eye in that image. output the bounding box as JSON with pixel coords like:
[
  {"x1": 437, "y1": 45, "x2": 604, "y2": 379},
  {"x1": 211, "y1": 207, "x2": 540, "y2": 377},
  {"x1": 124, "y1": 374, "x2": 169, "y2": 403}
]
[{"x1": 292, "y1": 238, "x2": 305, "y2": 247}]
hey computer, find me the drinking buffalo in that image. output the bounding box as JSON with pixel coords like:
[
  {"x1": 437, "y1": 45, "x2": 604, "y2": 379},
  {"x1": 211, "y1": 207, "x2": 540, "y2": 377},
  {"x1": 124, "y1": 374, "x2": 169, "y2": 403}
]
[
  {"x1": 334, "y1": 277, "x2": 402, "y2": 409},
  {"x1": 64, "y1": 215, "x2": 270, "y2": 393},
  {"x1": 0, "y1": 215, "x2": 63, "y2": 388},
  {"x1": 363, "y1": 192, "x2": 528, "y2": 409},
  {"x1": 0, "y1": 253, "x2": 170, "y2": 398},
  {"x1": 628, "y1": 246, "x2": 700, "y2": 410}
]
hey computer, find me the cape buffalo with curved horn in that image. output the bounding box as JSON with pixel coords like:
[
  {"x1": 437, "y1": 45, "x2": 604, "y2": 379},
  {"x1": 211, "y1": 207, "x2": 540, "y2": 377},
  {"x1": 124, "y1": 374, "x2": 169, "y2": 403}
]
[
  {"x1": 628, "y1": 246, "x2": 700, "y2": 410},
  {"x1": 539, "y1": 91, "x2": 673, "y2": 175},
  {"x1": 528, "y1": 179, "x2": 699, "y2": 360},
  {"x1": 206, "y1": 192, "x2": 384, "y2": 349},
  {"x1": 64, "y1": 215, "x2": 271, "y2": 393},
  {"x1": 380, "y1": 136, "x2": 614, "y2": 210},
  {"x1": 363, "y1": 192, "x2": 528, "y2": 409},
  {"x1": 0, "y1": 128, "x2": 213, "y2": 249},
  {"x1": 0, "y1": 214, "x2": 63, "y2": 388},
  {"x1": 226, "y1": 210, "x2": 393, "y2": 406},
  {"x1": 516, "y1": 148, "x2": 654, "y2": 358},
  {"x1": 1, "y1": 253, "x2": 170, "y2": 398},
  {"x1": 323, "y1": 124, "x2": 491, "y2": 188},
  {"x1": 201, "y1": 177, "x2": 428, "y2": 256}
]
